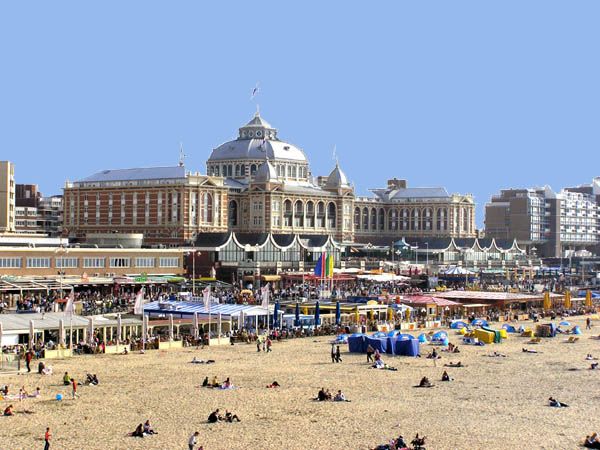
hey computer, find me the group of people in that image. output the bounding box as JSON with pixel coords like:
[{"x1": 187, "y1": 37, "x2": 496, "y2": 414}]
[
  {"x1": 207, "y1": 408, "x2": 241, "y2": 423},
  {"x1": 316, "y1": 387, "x2": 349, "y2": 402},
  {"x1": 371, "y1": 433, "x2": 426, "y2": 450},
  {"x1": 130, "y1": 420, "x2": 157, "y2": 438},
  {"x1": 201, "y1": 376, "x2": 234, "y2": 390}
]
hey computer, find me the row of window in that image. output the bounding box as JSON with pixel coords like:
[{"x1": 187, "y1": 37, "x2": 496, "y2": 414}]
[{"x1": 0, "y1": 256, "x2": 181, "y2": 269}]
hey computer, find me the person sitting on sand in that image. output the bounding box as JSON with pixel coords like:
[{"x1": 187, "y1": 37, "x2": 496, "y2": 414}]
[
  {"x1": 3, "y1": 404, "x2": 14, "y2": 416},
  {"x1": 317, "y1": 388, "x2": 327, "y2": 401},
  {"x1": 202, "y1": 376, "x2": 209, "y2": 387},
  {"x1": 592, "y1": 363, "x2": 599, "y2": 370},
  {"x1": 220, "y1": 377, "x2": 233, "y2": 389},
  {"x1": 208, "y1": 409, "x2": 221, "y2": 423},
  {"x1": 63, "y1": 371, "x2": 72, "y2": 385},
  {"x1": 587, "y1": 354, "x2": 596, "y2": 361},
  {"x1": 85, "y1": 374, "x2": 99, "y2": 385},
  {"x1": 325, "y1": 389, "x2": 333, "y2": 401},
  {"x1": 441, "y1": 371, "x2": 452, "y2": 382},
  {"x1": 411, "y1": 433, "x2": 426, "y2": 450},
  {"x1": 131, "y1": 423, "x2": 144, "y2": 437},
  {"x1": 585, "y1": 433, "x2": 600, "y2": 449},
  {"x1": 29, "y1": 387, "x2": 41, "y2": 398},
  {"x1": 1, "y1": 385, "x2": 8, "y2": 396},
  {"x1": 418, "y1": 377, "x2": 432, "y2": 388},
  {"x1": 549, "y1": 397, "x2": 568, "y2": 407},
  {"x1": 426, "y1": 349, "x2": 439, "y2": 359},
  {"x1": 122, "y1": 347, "x2": 129, "y2": 355},
  {"x1": 211, "y1": 376, "x2": 219, "y2": 388},
  {"x1": 143, "y1": 420, "x2": 157, "y2": 435},
  {"x1": 224, "y1": 410, "x2": 241, "y2": 422},
  {"x1": 266, "y1": 381, "x2": 280, "y2": 388},
  {"x1": 333, "y1": 390, "x2": 349, "y2": 402}
]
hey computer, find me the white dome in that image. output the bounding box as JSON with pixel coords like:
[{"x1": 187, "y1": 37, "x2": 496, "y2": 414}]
[{"x1": 326, "y1": 164, "x2": 350, "y2": 189}]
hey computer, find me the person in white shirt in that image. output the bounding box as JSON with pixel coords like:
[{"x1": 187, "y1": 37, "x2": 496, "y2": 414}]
[
  {"x1": 188, "y1": 431, "x2": 200, "y2": 450},
  {"x1": 333, "y1": 390, "x2": 347, "y2": 402}
]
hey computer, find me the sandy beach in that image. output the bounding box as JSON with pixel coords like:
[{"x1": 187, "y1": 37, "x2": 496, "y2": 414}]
[{"x1": 2, "y1": 317, "x2": 600, "y2": 450}]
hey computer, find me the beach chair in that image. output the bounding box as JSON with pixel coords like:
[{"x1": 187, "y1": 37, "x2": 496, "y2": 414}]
[
  {"x1": 527, "y1": 337, "x2": 541, "y2": 344},
  {"x1": 520, "y1": 330, "x2": 534, "y2": 338}
]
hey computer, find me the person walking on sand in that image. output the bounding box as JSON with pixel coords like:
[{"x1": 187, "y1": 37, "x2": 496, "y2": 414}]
[
  {"x1": 331, "y1": 344, "x2": 336, "y2": 363},
  {"x1": 25, "y1": 349, "x2": 33, "y2": 373},
  {"x1": 44, "y1": 427, "x2": 51, "y2": 450},
  {"x1": 71, "y1": 378, "x2": 79, "y2": 399},
  {"x1": 587, "y1": 317, "x2": 592, "y2": 330},
  {"x1": 188, "y1": 431, "x2": 200, "y2": 450},
  {"x1": 335, "y1": 345, "x2": 342, "y2": 363}
]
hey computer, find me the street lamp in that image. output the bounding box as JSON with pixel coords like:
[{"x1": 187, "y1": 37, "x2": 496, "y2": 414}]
[
  {"x1": 424, "y1": 242, "x2": 429, "y2": 267},
  {"x1": 185, "y1": 250, "x2": 201, "y2": 297}
]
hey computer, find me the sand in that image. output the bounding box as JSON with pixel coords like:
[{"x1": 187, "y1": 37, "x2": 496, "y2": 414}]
[{"x1": 1, "y1": 317, "x2": 600, "y2": 450}]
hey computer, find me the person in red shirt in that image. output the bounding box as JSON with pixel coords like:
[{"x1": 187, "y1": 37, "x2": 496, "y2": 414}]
[
  {"x1": 44, "y1": 427, "x2": 51, "y2": 450},
  {"x1": 25, "y1": 349, "x2": 33, "y2": 373}
]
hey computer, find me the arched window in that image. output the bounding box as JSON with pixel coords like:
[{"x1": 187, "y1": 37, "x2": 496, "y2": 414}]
[
  {"x1": 388, "y1": 209, "x2": 398, "y2": 231},
  {"x1": 235, "y1": 165, "x2": 241, "y2": 177},
  {"x1": 283, "y1": 200, "x2": 292, "y2": 227},
  {"x1": 400, "y1": 208, "x2": 409, "y2": 231},
  {"x1": 294, "y1": 200, "x2": 304, "y2": 227},
  {"x1": 250, "y1": 164, "x2": 257, "y2": 176},
  {"x1": 411, "y1": 209, "x2": 420, "y2": 231},
  {"x1": 370, "y1": 208, "x2": 377, "y2": 230},
  {"x1": 423, "y1": 208, "x2": 432, "y2": 231},
  {"x1": 436, "y1": 208, "x2": 447, "y2": 231},
  {"x1": 228, "y1": 200, "x2": 238, "y2": 227},
  {"x1": 378, "y1": 208, "x2": 385, "y2": 231},
  {"x1": 327, "y1": 202, "x2": 337, "y2": 228},
  {"x1": 362, "y1": 207, "x2": 369, "y2": 230},
  {"x1": 354, "y1": 207, "x2": 361, "y2": 230},
  {"x1": 306, "y1": 201, "x2": 315, "y2": 227},
  {"x1": 202, "y1": 193, "x2": 213, "y2": 223},
  {"x1": 316, "y1": 201, "x2": 325, "y2": 228}
]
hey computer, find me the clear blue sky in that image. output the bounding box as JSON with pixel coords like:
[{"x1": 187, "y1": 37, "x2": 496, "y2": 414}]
[{"x1": 1, "y1": 1, "x2": 599, "y2": 227}]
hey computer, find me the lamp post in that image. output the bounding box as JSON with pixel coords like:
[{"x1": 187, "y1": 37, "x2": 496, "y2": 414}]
[
  {"x1": 54, "y1": 245, "x2": 69, "y2": 299},
  {"x1": 425, "y1": 242, "x2": 429, "y2": 268},
  {"x1": 186, "y1": 250, "x2": 200, "y2": 297}
]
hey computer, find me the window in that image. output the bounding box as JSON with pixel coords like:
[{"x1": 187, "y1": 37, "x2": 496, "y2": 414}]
[
  {"x1": 228, "y1": 200, "x2": 238, "y2": 227},
  {"x1": 272, "y1": 200, "x2": 280, "y2": 212},
  {"x1": 27, "y1": 257, "x2": 51, "y2": 268},
  {"x1": 109, "y1": 257, "x2": 130, "y2": 268},
  {"x1": 56, "y1": 257, "x2": 78, "y2": 268},
  {"x1": 83, "y1": 257, "x2": 105, "y2": 268},
  {"x1": 0, "y1": 257, "x2": 21, "y2": 268},
  {"x1": 159, "y1": 257, "x2": 179, "y2": 268},
  {"x1": 136, "y1": 257, "x2": 155, "y2": 268},
  {"x1": 272, "y1": 215, "x2": 281, "y2": 226}
]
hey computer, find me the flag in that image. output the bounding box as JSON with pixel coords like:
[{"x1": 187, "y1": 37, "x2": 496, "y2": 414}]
[
  {"x1": 64, "y1": 290, "x2": 75, "y2": 317},
  {"x1": 261, "y1": 284, "x2": 270, "y2": 309},
  {"x1": 326, "y1": 254, "x2": 334, "y2": 279},
  {"x1": 250, "y1": 83, "x2": 259, "y2": 99},
  {"x1": 314, "y1": 253, "x2": 326, "y2": 277},
  {"x1": 133, "y1": 288, "x2": 145, "y2": 315},
  {"x1": 203, "y1": 286, "x2": 211, "y2": 311}
]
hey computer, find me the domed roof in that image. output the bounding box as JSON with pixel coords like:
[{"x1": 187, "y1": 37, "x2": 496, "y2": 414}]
[
  {"x1": 254, "y1": 158, "x2": 278, "y2": 183},
  {"x1": 325, "y1": 163, "x2": 350, "y2": 189},
  {"x1": 208, "y1": 113, "x2": 308, "y2": 163}
]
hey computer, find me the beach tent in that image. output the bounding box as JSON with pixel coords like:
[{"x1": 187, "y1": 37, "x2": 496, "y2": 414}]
[
  {"x1": 431, "y1": 331, "x2": 448, "y2": 342},
  {"x1": 471, "y1": 319, "x2": 488, "y2": 327},
  {"x1": 559, "y1": 321, "x2": 570, "y2": 327},
  {"x1": 502, "y1": 324, "x2": 516, "y2": 333},
  {"x1": 482, "y1": 326, "x2": 502, "y2": 343},
  {"x1": 450, "y1": 321, "x2": 468, "y2": 329},
  {"x1": 418, "y1": 333, "x2": 428, "y2": 343},
  {"x1": 573, "y1": 326, "x2": 582, "y2": 335},
  {"x1": 372, "y1": 331, "x2": 388, "y2": 339},
  {"x1": 366, "y1": 336, "x2": 388, "y2": 353},
  {"x1": 397, "y1": 333, "x2": 415, "y2": 340},
  {"x1": 348, "y1": 334, "x2": 367, "y2": 353},
  {"x1": 394, "y1": 338, "x2": 420, "y2": 356},
  {"x1": 473, "y1": 328, "x2": 495, "y2": 344},
  {"x1": 386, "y1": 330, "x2": 400, "y2": 337}
]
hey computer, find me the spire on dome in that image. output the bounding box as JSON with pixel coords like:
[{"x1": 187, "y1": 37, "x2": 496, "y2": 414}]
[
  {"x1": 238, "y1": 111, "x2": 277, "y2": 140},
  {"x1": 325, "y1": 162, "x2": 350, "y2": 190}
]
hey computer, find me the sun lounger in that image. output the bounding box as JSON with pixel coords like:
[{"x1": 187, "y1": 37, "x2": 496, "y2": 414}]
[{"x1": 565, "y1": 337, "x2": 579, "y2": 343}]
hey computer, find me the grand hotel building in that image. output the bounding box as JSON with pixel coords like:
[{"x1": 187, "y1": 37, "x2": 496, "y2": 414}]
[{"x1": 63, "y1": 113, "x2": 476, "y2": 246}]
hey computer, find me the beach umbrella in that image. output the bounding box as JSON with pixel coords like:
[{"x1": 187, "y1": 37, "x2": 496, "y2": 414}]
[
  {"x1": 116, "y1": 314, "x2": 122, "y2": 344},
  {"x1": 168, "y1": 314, "x2": 174, "y2": 341},
  {"x1": 314, "y1": 301, "x2": 320, "y2": 327},
  {"x1": 58, "y1": 319, "x2": 65, "y2": 347},
  {"x1": 294, "y1": 302, "x2": 300, "y2": 327},
  {"x1": 586, "y1": 290, "x2": 593, "y2": 308},
  {"x1": 29, "y1": 319, "x2": 35, "y2": 350},
  {"x1": 0, "y1": 322, "x2": 3, "y2": 348},
  {"x1": 335, "y1": 301, "x2": 341, "y2": 326},
  {"x1": 564, "y1": 291, "x2": 571, "y2": 309},
  {"x1": 273, "y1": 301, "x2": 280, "y2": 328},
  {"x1": 543, "y1": 292, "x2": 551, "y2": 311},
  {"x1": 87, "y1": 317, "x2": 94, "y2": 345},
  {"x1": 192, "y1": 312, "x2": 199, "y2": 339}
]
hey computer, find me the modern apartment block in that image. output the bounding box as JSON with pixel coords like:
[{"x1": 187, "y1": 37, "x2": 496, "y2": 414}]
[
  {"x1": 15, "y1": 184, "x2": 63, "y2": 236},
  {"x1": 485, "y1": 180, "x2": 600, "y2": 257},
  {"x1": 0, "y1": 161, "x2": 16, "y2": 233}
]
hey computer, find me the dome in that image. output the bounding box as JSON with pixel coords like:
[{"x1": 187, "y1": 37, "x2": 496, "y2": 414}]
[
  {"x1": 207, "y1": 112, "x2": 308, "y2": 163},
  {"x1": 254, "y1": 158, "x2": 278, "y2": 183},
  {"x1": 325, "y1": 163, "x2": 350, "y2": 189}
]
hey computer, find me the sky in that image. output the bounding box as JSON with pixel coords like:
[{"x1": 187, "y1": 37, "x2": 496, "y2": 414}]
[{"x1": 1, "y1": 1, "x2": 599, "y2": 227}]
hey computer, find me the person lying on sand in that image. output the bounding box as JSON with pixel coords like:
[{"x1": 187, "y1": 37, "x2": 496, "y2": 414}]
[
  {"x1": 549, "y1": 397, "x2": 568, "y2": 407},
  {"x1": 586, "y1": 354, "x2": 597, "y2": 361},
  {"x1": 28, "y1": 387, "x2": 41, "y2": 398},
  {"x1": 584, "y1": 433, "x2": 600, "y2": 449},
  {"x1": 191, "y1": 357, "x2": 215, "y2": 364},
  {"x1": 591, "y1": 363, "x2": 599, "y2": 370},
  {"x1": 487, "y1": 351, "x2": 507, "y2": 357},
  {"x1": 266, "y1": 381, "x2": 280, "y2": 388},
  {"x1": 522, "y1": 348, "x2": 540, "y2": 354},
  {"x1": 444, "y1": 361, "x2": 463, "y2": 368}
]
